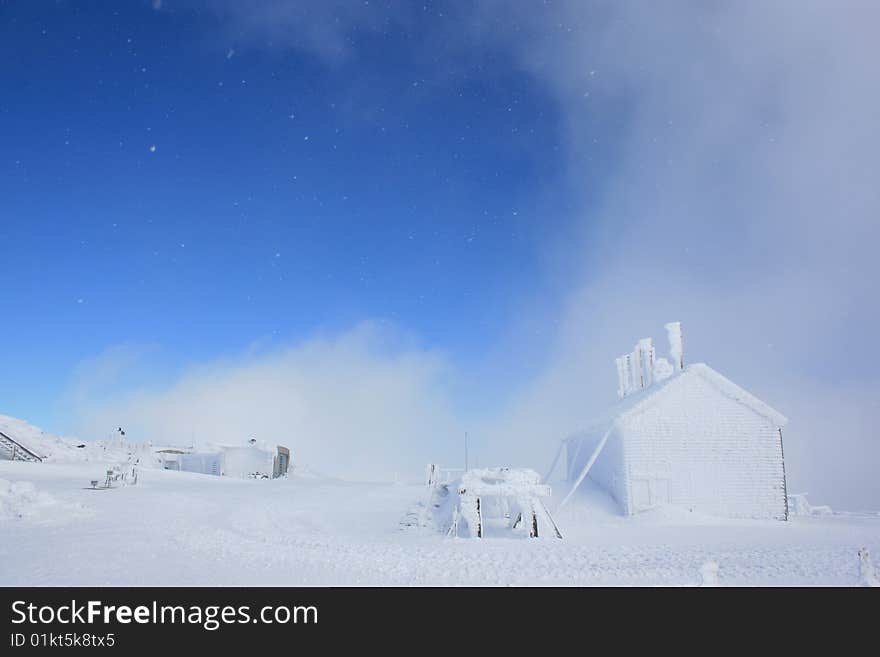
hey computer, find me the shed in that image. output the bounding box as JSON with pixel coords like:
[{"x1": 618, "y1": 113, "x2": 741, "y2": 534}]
[
  {"x1": 154, "y1": 441, "x2": 291, "y2": 479},
  {"x1": 562, "y1": 326, "x2": 789, "y2": 520}
]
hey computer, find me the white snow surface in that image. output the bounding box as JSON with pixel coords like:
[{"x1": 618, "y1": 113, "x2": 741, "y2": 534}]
[
  {"x1": 0, "y1": 478, "x2": 56, "y2": 521},
  {"x1": 459, "y1": 467, "x2": 548, "y2": 496},
  {"x1": 1, "y1": 459, "x2": 877, "y2": 586}
]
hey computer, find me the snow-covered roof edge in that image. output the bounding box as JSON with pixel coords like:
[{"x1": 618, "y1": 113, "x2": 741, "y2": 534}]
[
  {"x1": 573, "y1": 362, "x2": 788, "y2": 440},
  {"x1": 685, "y1": 363, "x2": 788, "y2": 427}
]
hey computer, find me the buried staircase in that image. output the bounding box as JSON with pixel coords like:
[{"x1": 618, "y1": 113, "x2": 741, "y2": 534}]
[{"x1": 0, "y1": 431, "x2": 43, "y2": 463}]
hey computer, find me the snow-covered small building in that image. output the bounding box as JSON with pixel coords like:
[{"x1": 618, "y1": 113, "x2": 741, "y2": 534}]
[
  {"x1": 155, "y1": 448, "x2": 188, "y2": 471},
  {"x1": 155, "y1": 440, "x2": 291, "y2": 479},
  {"x1": 563, "y1": 324, "x2": 789, "y2": 520},
  {"x1": 220, "y1": 440, "x2": 285, "y2": 479}
]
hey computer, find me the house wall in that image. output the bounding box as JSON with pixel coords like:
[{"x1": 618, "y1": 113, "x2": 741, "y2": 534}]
[
  {"x1": 620, "y1": 374, "x2": 786, "y2": 519},
  {"x1": 222, "y1": 445, "x2": 274, "y2": 478},
  {"x1": 179, "y1": 452, "x2": 222, "y2": 476}
]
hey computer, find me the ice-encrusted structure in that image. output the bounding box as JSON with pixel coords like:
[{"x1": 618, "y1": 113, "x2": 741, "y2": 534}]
[
  {"x1": 423, "y1": 467, "x2": 562, "y2": 539},
  {"x1": 564, "y1": 324, "x2": 790, "y2": 521}
]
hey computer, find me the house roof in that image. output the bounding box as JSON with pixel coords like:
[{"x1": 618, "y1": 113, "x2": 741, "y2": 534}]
[{"x1": 570, "y1": 362, "x2": 788, "y2": 443}]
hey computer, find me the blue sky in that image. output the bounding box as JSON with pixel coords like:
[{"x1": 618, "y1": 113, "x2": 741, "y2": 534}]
[
  {"x1": 1, "y1": 1, "x2": 597, "y2": 427},
  {"x1": 2, "y1": 1, "x2": 878, "y2": 506}
]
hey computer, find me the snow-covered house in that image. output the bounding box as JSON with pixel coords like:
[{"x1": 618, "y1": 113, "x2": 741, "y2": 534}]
[
  {"x1": 220, "y1": 440, "x2": 285, "y2": 479},
  {"x1": 563, "y1": 323, "x2": 789, "y2": 520},
  {"x1": 155, "y1": 440, "x2": 291, "y2": 479}
]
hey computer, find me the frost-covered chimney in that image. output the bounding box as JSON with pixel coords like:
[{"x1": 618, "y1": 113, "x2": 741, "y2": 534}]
[
  {"x1": 615, "y1": 356, "x2": 628, "y2": 399},
  {"x1": 665, "y1": 321, "x2": 683, "y2": 370},
  {"x1": 616, "y1": 353, "x2": 633, "y2": 399},
  {"x1": 615, "y1": 327, "x2": 682, "y2": 397},
  {"x1": 615, "y1": 337, "x2": 656, "y2": 398},
  {"x1": 638, "y1": 338, "x2": 655, "y2": 388}
]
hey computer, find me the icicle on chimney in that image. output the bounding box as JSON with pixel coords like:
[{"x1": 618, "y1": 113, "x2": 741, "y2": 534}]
[{"x1": 665, "y1": 321, "x2": 683, "y2": 371}]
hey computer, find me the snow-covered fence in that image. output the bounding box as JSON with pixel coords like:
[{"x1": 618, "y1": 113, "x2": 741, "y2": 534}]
[{"x1": 96, "y1": 463, "x2": 140, "y2": 489}]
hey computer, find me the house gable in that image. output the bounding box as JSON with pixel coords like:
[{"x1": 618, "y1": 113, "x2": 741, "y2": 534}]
[
  {"x1": 618, "y1": 371, "x2": 787, "y2": 519},
  {"x1": 612, "y1": 364, "x2": 787, "y2": 431}
]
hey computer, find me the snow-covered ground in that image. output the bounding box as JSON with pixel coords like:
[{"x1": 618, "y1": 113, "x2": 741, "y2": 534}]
[{"x1": 1, "y1": 459, "x2": 878, "y2": 586}]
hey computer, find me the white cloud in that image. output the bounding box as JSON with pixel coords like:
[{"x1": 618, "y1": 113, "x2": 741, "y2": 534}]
[
  {"x1": 71, "y1": 323, "x2": 462, "y2": 482},
  {"x1": 473, "y1": 1, "x2": 880, "y2": 509}
]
